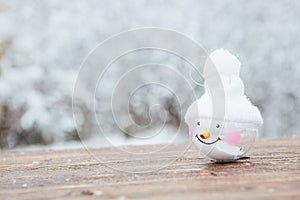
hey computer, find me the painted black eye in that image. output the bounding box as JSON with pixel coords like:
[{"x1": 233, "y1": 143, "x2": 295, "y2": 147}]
[
  {"x1": 216, "y1": 124, "x2": 220, "y2": 128},
  {"x1": 197, "y1": 122, "x2": 201, "y2": 126}
]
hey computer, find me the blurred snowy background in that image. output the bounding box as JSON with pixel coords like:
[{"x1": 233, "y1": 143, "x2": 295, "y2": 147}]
[{"x1": 0, "y1": 0, "x2": 299, "y2": 149}]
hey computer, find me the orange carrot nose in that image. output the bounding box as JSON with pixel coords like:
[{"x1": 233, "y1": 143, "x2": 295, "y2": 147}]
[{"x1": 200, "y1": 130, "x2": 210, "y2": 139}]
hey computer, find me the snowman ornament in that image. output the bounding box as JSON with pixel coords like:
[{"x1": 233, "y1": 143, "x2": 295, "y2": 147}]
[{"x1": 185, "y1": 49, "x2": 263, "y2": 162}]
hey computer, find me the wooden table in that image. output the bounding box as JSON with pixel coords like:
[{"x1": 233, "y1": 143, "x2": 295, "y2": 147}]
[{"x1": 1, "y1": 138, "x2": 300, "y2": 199}]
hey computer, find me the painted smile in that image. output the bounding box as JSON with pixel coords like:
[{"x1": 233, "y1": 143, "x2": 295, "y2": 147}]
[{"x1": 195, "y1": 134, "x2": 221, "y2": 145}]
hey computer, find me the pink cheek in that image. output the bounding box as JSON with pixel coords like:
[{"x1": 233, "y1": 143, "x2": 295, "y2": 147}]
[{"x1": 225, "y1": 130, "x2": 241, "y2": 145}]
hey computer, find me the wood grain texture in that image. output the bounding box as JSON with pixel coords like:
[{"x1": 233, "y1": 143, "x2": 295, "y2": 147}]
[{"x1": 0, "y1": 137, "x2": 300, "y2": 200}]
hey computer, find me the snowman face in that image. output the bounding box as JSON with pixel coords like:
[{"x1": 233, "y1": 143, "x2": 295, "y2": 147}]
[
  {"x1": 188, "y1": 118, "x2": 258, "y2": 161},
  {"x1": 191, "y1": 119, "x2": 252, "y2": 146},
  {"x1": 189, "y1": 118, "x2": 225, "y2": 146}
]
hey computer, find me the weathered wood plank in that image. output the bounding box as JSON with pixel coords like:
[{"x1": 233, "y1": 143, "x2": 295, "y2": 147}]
[{"x1": 0, "y1": 138, "x2": 300, "y2": 199}]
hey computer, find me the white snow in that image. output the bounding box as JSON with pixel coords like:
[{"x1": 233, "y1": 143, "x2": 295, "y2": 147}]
[
  {"x1": 204, "y1": 49, "x2": 241, "y2": 78},
  {"x1": 186, "y1": 49, "x2": 263, "y2": 125}
]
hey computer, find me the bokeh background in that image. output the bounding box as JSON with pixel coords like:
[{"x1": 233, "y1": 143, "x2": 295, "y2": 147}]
[{"x1": 0, "y1": 0, "x2": 299, "y2": 149}]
